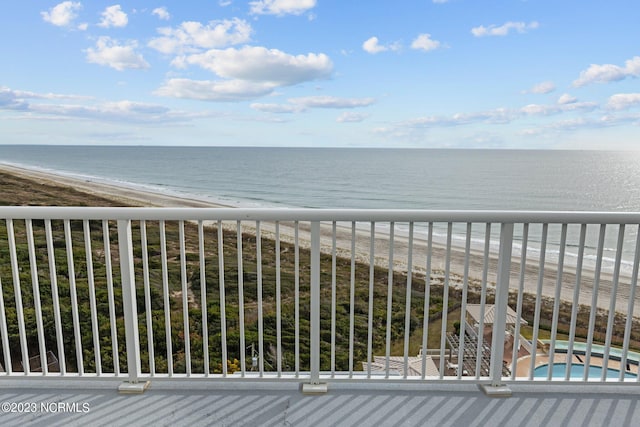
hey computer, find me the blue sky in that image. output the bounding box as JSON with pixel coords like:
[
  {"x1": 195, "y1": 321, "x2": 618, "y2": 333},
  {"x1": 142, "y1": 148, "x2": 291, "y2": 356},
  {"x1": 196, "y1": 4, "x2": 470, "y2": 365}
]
[{"x1": 1, "y1": 0, "x2": 639, "y2": 148}]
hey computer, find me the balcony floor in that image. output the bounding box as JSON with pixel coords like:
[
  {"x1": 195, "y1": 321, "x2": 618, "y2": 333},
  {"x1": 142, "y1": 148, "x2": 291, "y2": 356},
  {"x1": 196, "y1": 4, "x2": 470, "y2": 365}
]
[{"x1": 0, "y1": 380, "x2": 639, "y2": 426}]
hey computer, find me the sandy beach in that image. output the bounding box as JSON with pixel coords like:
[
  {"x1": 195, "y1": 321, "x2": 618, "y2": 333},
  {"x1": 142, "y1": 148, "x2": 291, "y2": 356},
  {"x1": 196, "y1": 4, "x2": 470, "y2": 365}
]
[{"x1": 1, "y1": 163, "x2": 637, "y2": 316}]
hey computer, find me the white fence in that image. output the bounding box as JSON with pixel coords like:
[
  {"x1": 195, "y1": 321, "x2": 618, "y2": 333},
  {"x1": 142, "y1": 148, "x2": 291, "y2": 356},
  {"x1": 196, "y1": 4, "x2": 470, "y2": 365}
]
[{"x1": 0, "y1": 207, "x2": 639, "y2": 393}]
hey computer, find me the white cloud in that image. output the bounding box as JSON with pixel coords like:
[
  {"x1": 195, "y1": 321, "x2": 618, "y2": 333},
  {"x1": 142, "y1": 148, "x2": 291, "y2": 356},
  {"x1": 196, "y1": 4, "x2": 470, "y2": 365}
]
[
  {"x1": 11, "y1": 89, "x2": 92, "y2": 101},
  {"x1": 249, "y1": 0, "x2": 316, "y2": 16},
  {"x1": 77, "y1": 22, "x2": 89, "y2": 31},
  {"x1": 548, "y1": 118, "x2": 590, "y2": 130},
  {"x1": 527, "y1": 81, "x2": 556, "y2": 94},
  {"x1": 85, "y1": 37, "x2": 149, "y2": 71},
  {"x1": 41, "y1": 1, "x2": 82, "y2": 27},
  {"x1": 432, "y1": 0, "x2": 449, "y2": 3},
  {"x1": 521, "y1": 101, "x2": 597, "y2": 116},
  {"x1": 250, "y1": 103, "x2": 304, "y2": 113},
  {"x1": 557, "y1": 93, "x2": 577, "y2": 105},
  {"x1": 363, "y1": 37, "x2": 385, "y2": 54},
  {"x1": 28, "y1": 101, "x2": 181, "y2": 123},
  {"x1": 175, "y1": 46, "x2": 333, "y2": 86},
  {"x1": 0, "y1": 86, "x2": 196, "y2": 123},
  {"x1": 219, "y1": 1, "x2": 232, "y2": 6},
  {"x1": 337, "y1": 112, "x2": 369, "y2": 123},
  {"x1": 155, "y1": 78, "x2": 276, "y2": 102},
  {"x1": 378, "y1": 98, "x2": 602, "y2": 139},
  {"x1": 400, "y1": 108, "x2": 515, "y2": 128},
  {"x1": 573, "y1": 56, "x2": 640, "y2": 87},
  {"x1": 289, "y1": 96, "x2": 375, "y2": 108},
  {"x1": 152, "y1": 7, "x2": 170, "y2": 21},
  {"x1": 606, "y1": 93, "x2": 640, "y2": 110},
  {"x1": 411, "y1": 34, "x2": 442, "y2": 52},
  {"x1": 362, "y1": 36, "x2": 401, "y2": 54},
  {"x1": 471, "y1": 21, "x2": 539, "y2": 37},
  {"x1": 250, "y1": 96, "x2": 374, "y2": 113},
  {"x1": 98, "y1": 5, "x2": 128, "y2": 28},
  {"x1": 148, "y1": 19, "x2": 252, "y2": 54},
  {"x1": 520, "y1": 104, "x2": 551, "y2": 115},
  {"x1": 0, "y1": 87, "x2": 29, "y2": 110}
]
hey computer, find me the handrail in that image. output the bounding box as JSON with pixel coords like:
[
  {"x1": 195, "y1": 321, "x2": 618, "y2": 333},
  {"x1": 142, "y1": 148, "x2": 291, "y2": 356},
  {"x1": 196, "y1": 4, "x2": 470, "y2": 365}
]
[
  {"x1": 0, "y1": 207, "x2": 638, "y2": 396},
  {"x1": 1, "y1": 206, "x2": 640, "y2": 223}
]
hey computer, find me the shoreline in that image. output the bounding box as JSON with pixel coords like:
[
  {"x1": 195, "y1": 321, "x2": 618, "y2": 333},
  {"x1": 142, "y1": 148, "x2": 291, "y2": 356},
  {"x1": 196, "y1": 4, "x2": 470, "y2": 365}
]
[
  {"x1": 0, "y1": 163, "x2": 637, "y2": 315},
  {"x1": 0, "y1": 163, "x2": 232, "y2": 209}
]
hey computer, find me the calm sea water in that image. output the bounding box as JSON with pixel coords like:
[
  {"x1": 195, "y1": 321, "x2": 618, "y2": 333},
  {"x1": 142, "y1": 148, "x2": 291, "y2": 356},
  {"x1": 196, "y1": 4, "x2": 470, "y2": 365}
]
[
  {"x1": 1, "y1": 146, "x2": 640, "y2": 274},
  {"x1": 2, "y1": 146, "x2": 640, "y2": 210}
]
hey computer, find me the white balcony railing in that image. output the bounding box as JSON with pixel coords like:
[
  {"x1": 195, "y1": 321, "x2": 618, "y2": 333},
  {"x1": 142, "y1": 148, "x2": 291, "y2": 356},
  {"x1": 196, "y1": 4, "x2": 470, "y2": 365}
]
[{"x1": 0, "y1": 207, "x2": 638, "y2": 395}]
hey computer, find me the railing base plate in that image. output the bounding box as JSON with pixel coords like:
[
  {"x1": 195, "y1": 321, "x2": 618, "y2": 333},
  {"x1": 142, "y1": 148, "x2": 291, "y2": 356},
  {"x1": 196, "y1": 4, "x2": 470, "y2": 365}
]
[
  {"x1": 301, "y1": 383, "x2": 328, "y2": 395},
  {"x1": 118, "y1": 380, "x2": 151, "y2": 394},
  {"x1": 479, "y1": 384, "x2": 512, "y2": 397}
]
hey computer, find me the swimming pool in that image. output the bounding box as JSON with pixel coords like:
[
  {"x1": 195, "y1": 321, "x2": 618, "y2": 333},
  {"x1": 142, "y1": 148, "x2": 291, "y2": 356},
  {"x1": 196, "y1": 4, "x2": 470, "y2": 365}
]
[{"x1": 534, "y1": 363, "x2": 637, "y2": 379}]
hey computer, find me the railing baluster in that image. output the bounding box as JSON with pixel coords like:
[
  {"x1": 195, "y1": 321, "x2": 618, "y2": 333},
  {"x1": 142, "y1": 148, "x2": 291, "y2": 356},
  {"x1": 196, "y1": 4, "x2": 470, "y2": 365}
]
[
  {"x1": 311, "y1": 220, "x2": 320, "y2": 381},
  {"x1": 179, "y1": 221, "x2": 191, "y2": 376},
  {"x1": 117, "y1": 219, "x2": 145, "y2": 392},
  {"x1": 330, "y1": 221, "x2": 337, "y2": 378},
  {"x1": 294, "y1": 221, "x2": 300, "y2": 377},
  {"x1": 529, "y1": 223, "x2": 548, "y2": 380},
  {"x1": 548, "y1": 223, "x2": 567, "y2": 380},
  {"x1": 256, "y1": 221, "x2": 264, "y2": 376},
  {"x1": 63, "y1": 220, "x2": 83, "y2": 375},
  {"x1": 438, "y1": 223, "x2": 452, "y2": 378},
  {"x1": 511, "y1": 223, "x2": 529, "y2": 380},
  {"x1": 367, "y1": 222, "x2": 375, "y2": 379},
  {"x1": 83, "y1": 220, "x2": 101, "y2": 376},
  {"x1": 102, "y1": 220, "x2": 118, "y2": 376},
  {"x1": 476, "y1": 223, "x2": 491, "y2": 379},
  {"x1": 584, "y1": 224, "x2": 606, "y2": 382},
  {"x1": 484, "y1": 223, "x2": 513, "y2": 396},
  {"x1": 218, "y1": 221, "x2": 227, "y2": 377},
  {"x1": 403, "y1": 222, "x2": 414, "y2": 378},
  {"x1": 159, "y1": 220, "x2": 172, "y2": 376},
  {"x1": 457, "y1": 223, "x2": 472, "y2": 380},
  {"x1": 566, "y1": 224, "x2": 586, "y2": 381},
  {"x1": 385, "y1": 222, "x2": 395, "y2": 378},
  {"x1": 421, "y1": 222, "x2": 432, "y2": 380},
  {"x1": 349, "y1": 221, "x2": 356, "y2": 377},
  {"x1": 0, "y1": 273, "x2": 10, "y2": 375},
  {"x1": 621, "y1": 225, "x2": 640, "y2": 381},
  {"x1": 198, "y1": 221, "x2": 208, "y2": 377},
  {"x1": 602, "y1": 224, "x2": 625, "y2": 380},
  {"x1": 141, "y1": 220, "x2": 155, "y2": 376},
  {"x1": 44, "y1": 219, "x2": 67, "y2": 376},
  {"x1": 26, "y1": 219, "x2": 47, "y2": 375},
  {"x1": 275, "y1": 222, "x2": 282, "y2": 377},
  {"x1": 302, "y1": 221, "x2": 326, "y2": 393},
  {"x1": 7, "y1": 220, "x2": 29, "y2": 374},
  {"x1": 236, "y1": 221, "x2": 245, "y2": 377}
]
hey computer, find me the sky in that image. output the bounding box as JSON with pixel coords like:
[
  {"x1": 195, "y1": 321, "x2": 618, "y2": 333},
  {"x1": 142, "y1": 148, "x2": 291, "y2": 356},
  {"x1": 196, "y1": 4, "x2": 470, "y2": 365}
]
[{"x1": 0, "y1": 0, "x2": 639, "y2": 149}]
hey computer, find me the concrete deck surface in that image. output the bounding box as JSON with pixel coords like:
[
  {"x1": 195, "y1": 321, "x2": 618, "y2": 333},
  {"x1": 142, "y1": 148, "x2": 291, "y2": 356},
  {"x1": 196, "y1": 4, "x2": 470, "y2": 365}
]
[{"x1": 0, "y1": 381, "x2": 638, "y2": 426}]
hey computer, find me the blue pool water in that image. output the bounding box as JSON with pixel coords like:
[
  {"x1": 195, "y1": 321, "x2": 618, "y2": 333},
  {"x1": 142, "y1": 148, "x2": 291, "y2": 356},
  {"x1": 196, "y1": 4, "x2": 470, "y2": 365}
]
[{"x1": 534, "y1": 363, "x2": 637, "y2": 379}]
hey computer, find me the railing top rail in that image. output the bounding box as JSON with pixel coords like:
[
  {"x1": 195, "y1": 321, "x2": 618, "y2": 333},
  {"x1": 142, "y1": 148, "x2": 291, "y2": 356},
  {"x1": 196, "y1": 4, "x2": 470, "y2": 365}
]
[{"x1": 1, "y1": 206, "x2": 640, "y2": 223}]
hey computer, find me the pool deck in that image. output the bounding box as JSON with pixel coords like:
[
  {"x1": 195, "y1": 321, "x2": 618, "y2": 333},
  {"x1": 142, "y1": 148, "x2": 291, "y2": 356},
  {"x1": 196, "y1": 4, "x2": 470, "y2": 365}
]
[{"x1": 0, "y1": 380, "x2": 639, "y2": 426}]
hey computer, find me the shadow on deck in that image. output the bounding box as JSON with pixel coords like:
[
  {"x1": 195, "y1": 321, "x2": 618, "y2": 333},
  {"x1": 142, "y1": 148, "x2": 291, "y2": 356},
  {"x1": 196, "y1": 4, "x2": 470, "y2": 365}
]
[{"x1": 0, "y1": 381, "x2": 639, "y2": 426}]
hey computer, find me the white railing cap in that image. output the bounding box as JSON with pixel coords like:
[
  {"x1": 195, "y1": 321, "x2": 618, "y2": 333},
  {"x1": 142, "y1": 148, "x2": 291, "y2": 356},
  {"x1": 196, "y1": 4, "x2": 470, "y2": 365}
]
[{"x1": 1, "y1": 206, "x2": 640, "y2": 223}]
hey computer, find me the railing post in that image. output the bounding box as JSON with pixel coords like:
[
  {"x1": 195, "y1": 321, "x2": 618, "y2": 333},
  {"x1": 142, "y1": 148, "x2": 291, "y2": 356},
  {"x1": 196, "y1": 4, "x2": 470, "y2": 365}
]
[
  {"x1": 302, "y1": 221, "x2": 328, "y2": 394},
  {"x1": 481, "y1": 222, "x2": 513, "y2": 397},
  {"x1": 117, "y1": 220, "x2": 150, "y2": 394}
]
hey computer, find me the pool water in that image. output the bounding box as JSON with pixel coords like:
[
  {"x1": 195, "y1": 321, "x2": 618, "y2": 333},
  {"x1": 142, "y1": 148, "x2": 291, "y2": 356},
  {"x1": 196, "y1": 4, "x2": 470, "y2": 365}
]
[{"x1": 534, "y1": 363, "x2": 637, "y2": 379}]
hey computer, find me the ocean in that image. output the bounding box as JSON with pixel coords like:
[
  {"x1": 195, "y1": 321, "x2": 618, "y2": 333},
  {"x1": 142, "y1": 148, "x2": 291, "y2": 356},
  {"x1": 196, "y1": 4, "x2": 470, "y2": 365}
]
[{"x1": 1, "y1": 145, "x2": 640, "y2": 275}]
